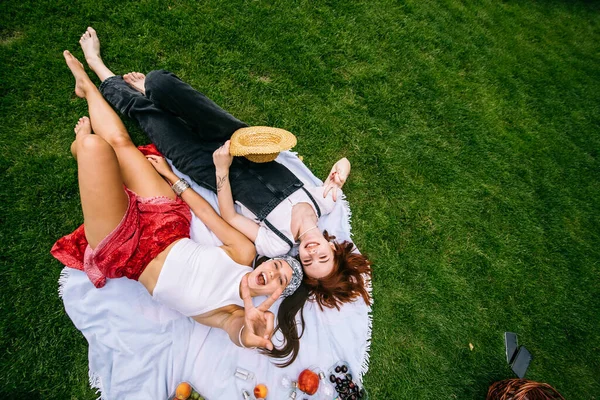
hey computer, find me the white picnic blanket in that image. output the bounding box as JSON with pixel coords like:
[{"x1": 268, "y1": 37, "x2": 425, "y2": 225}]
[{"x1": 59, "y1": 151, "x2": 372, "y2": 400}]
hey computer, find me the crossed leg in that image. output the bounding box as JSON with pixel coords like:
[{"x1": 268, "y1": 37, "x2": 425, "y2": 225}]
[{"x1": 64, "y1": 50, "x2": 176, "y2": 248}]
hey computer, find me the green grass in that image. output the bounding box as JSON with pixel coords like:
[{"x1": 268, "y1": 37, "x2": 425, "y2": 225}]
[{"x1": 1, "y1": 0, "x2": 599, "y2": 398}]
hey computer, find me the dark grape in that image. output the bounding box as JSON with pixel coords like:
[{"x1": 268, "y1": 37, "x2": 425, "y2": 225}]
[
  {"x1": 335, "y1": 366, "x2": 341, "y2": 373},
  {"x1": 341, "y1": 365, "x2": 348, "y2": 373},
  {"x1": 346, "y1": 373, "x2": 352, "y2": 381},
  {"x1": 330, "y1": 374, "x2": 336, "y2": 383}
]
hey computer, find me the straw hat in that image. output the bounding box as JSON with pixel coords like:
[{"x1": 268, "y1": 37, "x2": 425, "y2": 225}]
[{"x1": 229, "y1": 126, "x2": 297, "y2": 163}]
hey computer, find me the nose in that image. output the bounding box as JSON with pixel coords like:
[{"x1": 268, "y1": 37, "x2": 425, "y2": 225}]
[{"x1": 308, "y1": 247, "x2": 317, "y2": 255}]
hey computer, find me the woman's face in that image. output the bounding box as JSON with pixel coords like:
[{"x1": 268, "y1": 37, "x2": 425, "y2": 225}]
[
  {"x1": 247, "y1": 259, "x2": 293, "y2": 297},
  {"x1": 298, "y1": 237, "x2": 336, "y2": 279}
]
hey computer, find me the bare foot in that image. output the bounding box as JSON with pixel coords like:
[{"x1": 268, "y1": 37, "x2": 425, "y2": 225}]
[
  {"x1": 123, "y1": 72, "x2": 146, "y2": 94},
  {"x1": 74, "y1": 116, "x2": 91, "y2": 135},
  {"x1": 80, "y1": 27, "x2": 102, "y2": 69},
  {"x1": 71, "y1": 116, "x2": 91, "y2": 158},
  {"x1": 63, "y1": 50, "x2": 91, "y2": 98}
]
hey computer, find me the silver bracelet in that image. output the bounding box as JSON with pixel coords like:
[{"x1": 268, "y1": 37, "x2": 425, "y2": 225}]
[
  {"x1": 171, "y1": 178, "x2": 190, "y2": 196},
  {"x1": 238, "y1": 325, "x2": 247, "y2": 348}
]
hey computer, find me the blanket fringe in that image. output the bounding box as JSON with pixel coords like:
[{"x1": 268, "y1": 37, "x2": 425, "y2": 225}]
[
  {"x1": 359, "y1": 275, "x2": 374, "y2": 383},
  {"x1": 57, "y1": 268, "x2": 70, "y2": 299},
  {"x1": 89, "y1": 369, "x2": 104, "y2": 400},
  {"x1": 339, "y1": 193, "x2": 354, "y2": 238}
]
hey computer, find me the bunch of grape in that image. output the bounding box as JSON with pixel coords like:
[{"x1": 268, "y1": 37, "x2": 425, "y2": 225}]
[{"x1": 329, "y1": 364, "x2": 366, "y2": 400}]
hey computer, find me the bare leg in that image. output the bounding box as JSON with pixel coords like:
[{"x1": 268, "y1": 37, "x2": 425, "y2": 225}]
[
  {"x1": 123, "y1": 72, "x2": 146, "y2": 95},
  {"x1": 80, "y1": 27, "x2": 114, "y2": 82},
  {"x1": 64, "y1": 50, "x2": 175, "y2": 200},
  {"x1": 72, "y1": 116, "x2": 128, "y2": 248}
]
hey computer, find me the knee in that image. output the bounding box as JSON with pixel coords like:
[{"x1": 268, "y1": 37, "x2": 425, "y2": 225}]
[
  {"x1": 76, "y1": 134, "x2": 113, "y2": 155},
  {"x1": 146, "y1": 70, "x2": 179, "y2": 93},
  {"x1": 105, "y1": 132, "x2": 134, "y2": 149}
]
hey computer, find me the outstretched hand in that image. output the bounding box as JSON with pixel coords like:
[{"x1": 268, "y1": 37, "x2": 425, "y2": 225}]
[
  {"x1": 239, "y1": 274, "x2": 282, "y2": 350},
  {"x1": 323, "y1": 157, "x2": 351, "y2": 201},
  {"x1": 146, "y1": 155, "x2": 173, "y2": 177}
]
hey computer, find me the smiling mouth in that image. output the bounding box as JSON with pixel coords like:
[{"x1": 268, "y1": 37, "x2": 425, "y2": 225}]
[
  {"x1": 257, "y1": 272, "x2": 267, "y2": 286},
  {"x1": 305, "y1": 242, "x2": 319, "y2": 249}
]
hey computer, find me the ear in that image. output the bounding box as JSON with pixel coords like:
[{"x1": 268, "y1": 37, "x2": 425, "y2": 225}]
[{"x1": 329, "y1": 242, "x2": 336, "y2": 251}]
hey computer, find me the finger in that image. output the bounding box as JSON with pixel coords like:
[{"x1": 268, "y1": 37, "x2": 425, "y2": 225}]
[
  {"x1": 240, "y1": 274, "x2": 254, "y2": 310},
  {"x1": 264, "y1": 312, "x2": 275, "y2": 339},
  {"x1": 257, "y1": 287, "x2": 283, "y2": 312},
  {"x1": 246, "y1": 334, "x2": 273, "y2": 351},
  {"x1": 332, "y1": 187, "x2": 337, "y2": 202},
  {"x1": 263, "y1": 338, "x2": 274, "y2": 351},
  {"x1": 323, "y1": 183, "x2": 333, "y2": 199},
  {"x1": 224, "y1": 140, "x2": 231, "y2": 151}
]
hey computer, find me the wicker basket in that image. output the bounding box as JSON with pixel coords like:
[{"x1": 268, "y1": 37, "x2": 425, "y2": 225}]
[
  {"x1": 229, "y1": 126, "x2": 297, "y2": 163},
  {"x1": 486, "y1": 379, "x2": 565, "y2": 400}
]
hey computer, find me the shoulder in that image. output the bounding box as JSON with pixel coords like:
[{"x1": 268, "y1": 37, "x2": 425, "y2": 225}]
[{"x1": 255, "y1": 226, "x2": 293, "y2": 258}]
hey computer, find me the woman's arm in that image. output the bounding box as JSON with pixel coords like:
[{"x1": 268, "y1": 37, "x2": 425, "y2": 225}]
[
  {"x1": 194, "y1": 275, "x2": 281, "y2": 350},
  {"x1": 323, "y1": 157, "x2": 351, "y2": 201},
  {"x1": 146, "y1": 155, "x2": 256, "y2": 266},
  {"x1": 213, "y1": 141, "x2": 260, "y2": 241}
]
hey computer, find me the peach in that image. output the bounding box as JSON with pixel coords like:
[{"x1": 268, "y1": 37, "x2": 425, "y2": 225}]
[
  {"x1": 254, "y1": 383, "x2": 268, "y2": 399},
  {"x1": 175, "y1": 382, "x2": 192, "y2": 400}
]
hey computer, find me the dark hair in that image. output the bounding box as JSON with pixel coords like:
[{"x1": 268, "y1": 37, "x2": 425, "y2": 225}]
[
  {"x1": 303, "y1": 232, "x2": 372, "y2": 310},
  {"x1": 254, "y1": 231, "x2": 372, "y2": 366},
  {"x1": 254, "y1": 256, "x2": 310, "y2": 367}
]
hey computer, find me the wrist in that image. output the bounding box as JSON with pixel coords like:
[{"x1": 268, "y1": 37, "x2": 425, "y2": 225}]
[{"x1": 165, "y1": 173, "x2": 179, "y2": 184}]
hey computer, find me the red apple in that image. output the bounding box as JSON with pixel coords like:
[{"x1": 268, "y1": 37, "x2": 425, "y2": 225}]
[{"x1": 298, "y1": 369, "x2": 319, "y2": 395}]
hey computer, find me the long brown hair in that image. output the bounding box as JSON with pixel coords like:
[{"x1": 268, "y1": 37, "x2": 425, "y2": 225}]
[
  {"x1": 254, "y1": 256, "x2": 310, "y2": 367},
  {"x1": 257, "y1": 234, "x2": 372, "y2": 366},
  {"x1": 304, "y1": 232, "x2": 372, "y2": 310}
]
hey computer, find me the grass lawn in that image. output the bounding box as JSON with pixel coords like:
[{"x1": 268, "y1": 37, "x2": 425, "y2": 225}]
[{"x1": 1, "y1": 0, "x2": 599, "y2": 398}]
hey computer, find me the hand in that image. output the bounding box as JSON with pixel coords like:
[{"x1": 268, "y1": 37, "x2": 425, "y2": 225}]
[
  {"x1": 323, "y1": 157, "x2": 350, "y2": 201},
  {"x1": 146, "y1": 155, "x2": 173, "y2": 178},
  {"x1": 240, "y1": 274, "x2": 282, "y2": 350},
  {"x1": 213, "y1": 140, "x2": 233, "y2": 172}
]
